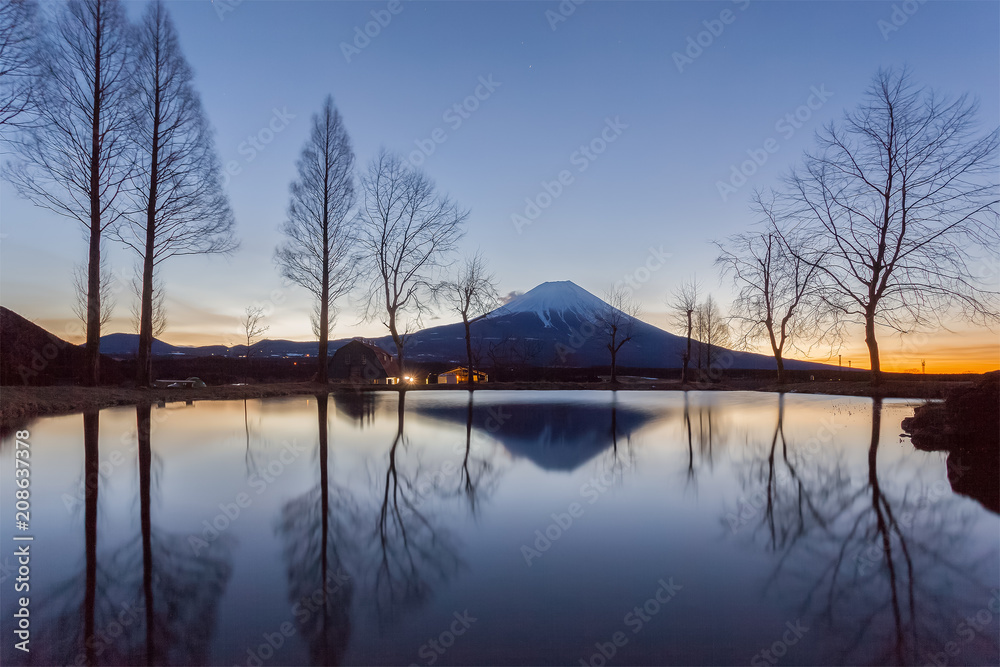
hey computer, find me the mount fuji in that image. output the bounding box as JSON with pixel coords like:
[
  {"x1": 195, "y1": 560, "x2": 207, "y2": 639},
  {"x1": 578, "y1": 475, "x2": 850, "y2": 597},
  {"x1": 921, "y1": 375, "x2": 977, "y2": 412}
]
[
  {"x1": 96, "y1": 281, "x2": 832, "y2": 371},
  {"x1": 384, "y1": 280, "x2": 829, "y2": 371}
]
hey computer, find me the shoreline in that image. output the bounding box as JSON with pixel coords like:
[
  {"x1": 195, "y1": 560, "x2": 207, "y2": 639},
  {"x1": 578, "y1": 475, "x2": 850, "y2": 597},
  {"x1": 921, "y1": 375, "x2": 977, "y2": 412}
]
[{"x1": 0, "y1": 378, "x2": 966, "y2": 432}]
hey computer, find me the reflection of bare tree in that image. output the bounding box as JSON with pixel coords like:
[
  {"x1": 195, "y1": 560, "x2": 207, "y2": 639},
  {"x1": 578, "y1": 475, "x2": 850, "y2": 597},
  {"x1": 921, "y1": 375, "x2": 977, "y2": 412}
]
[
  {"x1": 277, "y1": 394, "x2": 358, "y2": 666},
  {"x1": 728, "y1": 398, "x2": 998, "y2": 665},
  {"x1": 683, "y1": 393, "x2": 695, "y2": 487},
  {"x1": 244, "y1": 398, "x2": 254, "y2": 477},
  {"x1": 242, "y1": 398, "x2": 279, "y2": 479},
  {"x1": 601, "y1": 392, "x2": 635, "y2": 483},
  {"x1": 29, "y1": 410, "x2": 141, "y2": 666},
  {"x1": 455, "y1": 392, "x2": 501, "y2": 518},
  {"x1": 136, "y1": 403, "x2": 233, "y2": 665},
  {"x1": 33, "y1": 406, "x2": 233, "y2": 666},
  {"x1": 683, "y1": 398, "x2": 729, "y2": 473},
  {"x1": 748, "y1": 394, "x2": 836, "y2": 552},
  {"x1": 372, "y1": 392, "x2": 461, "y2": 626}
]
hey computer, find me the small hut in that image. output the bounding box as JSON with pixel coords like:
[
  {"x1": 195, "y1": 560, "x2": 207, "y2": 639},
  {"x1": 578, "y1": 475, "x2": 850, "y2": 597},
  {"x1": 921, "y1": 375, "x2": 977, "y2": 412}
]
[
  {"x1": 328, "y1": 339, "x2": 400, "y2": 384},
  {"x1": 437, "y1": 367, "x2": 488, "y2": 384}
]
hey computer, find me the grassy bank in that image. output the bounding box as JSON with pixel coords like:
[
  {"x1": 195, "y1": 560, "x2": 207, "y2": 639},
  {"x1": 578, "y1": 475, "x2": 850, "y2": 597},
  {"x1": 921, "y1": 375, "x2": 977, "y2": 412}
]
[{"x1": 1, "y1": 376, "x2": 971, "y2": 432}]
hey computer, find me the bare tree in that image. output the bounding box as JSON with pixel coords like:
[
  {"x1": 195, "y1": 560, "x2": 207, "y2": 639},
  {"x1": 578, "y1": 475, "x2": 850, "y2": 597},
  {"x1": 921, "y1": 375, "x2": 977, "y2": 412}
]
[
  {"x1": 357, "y1": 150, "x2": 467, "y2": 380},
  {"x1": 694, "y1": 295, "x2": 730, "y2": 376},
  {"x1": 275, "y1": 95, "x2": 356, "y2": 384},
  {"x1": 241, "y1": 305, "x2": 268, "y2": 356},
  {"x1": 116, "y1": 0, "x2": 236, "y2": 386},
  {"x1": 0, "y1": 0, "x2": 39, "y2": 131},
  {"x1": 595, "y1": 285, "x2": 640, "y2": 384},
  {"x1": 129, "y1": 270, "x2": 166, "y2": 339},
  {"x1": 439, "y1": 251, "x2": 499, "y2": 387},
  {"x1": 7, "y1": 0, "x2": 133, "y2": 385},
  {"x1": 669, "y1": 277, "x2": 700, "y2": 384},
  {"x1": 786, "y1": 68, "x2": 999, "y2": 385},
  {"x1": 716, "y1": 193, "x2": 827, "y2": 384},
  {"x1": 72, "y1": 256, "x2": 115, "y2": 334},
  {"x1": 240, "y1": 305, "x2": 268, "y2": 383}
]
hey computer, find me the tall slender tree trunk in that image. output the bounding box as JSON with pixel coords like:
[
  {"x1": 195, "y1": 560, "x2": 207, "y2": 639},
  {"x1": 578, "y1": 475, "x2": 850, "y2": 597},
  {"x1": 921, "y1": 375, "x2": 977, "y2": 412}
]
[
  {"x1": 318, "y1": 224, "x2": 330, "y2": 383},
  {"x1": 387, "y1": 306, "x2": 404, "y2": 385},
  {"x1": 85, "y1": 12, "x2": 104, "y2": 387},
  {"x1": 317, "y1": 137, "x2": 331, "y2": 384},
  {"x1": 138, "y1": 100, "x2": 160, "y2": 387},
  {"x1": 768, "y1": 328, "x2": 785, "y2": 385},
  {"x1": 318, "y1": 279, "x2": 329, "y2": 383},
  {"x1": 681, "y1": 311, "x2": 692, "y2": 385},
  {"x1": 464, "y1": 318, "x2": 474, "y2": 388},
  {"x1": 865, "y1": 312, "x2": 882, "y2": 386},
  {"x1": 138, "y1": 34, "x2": 163, "y2": 387}
]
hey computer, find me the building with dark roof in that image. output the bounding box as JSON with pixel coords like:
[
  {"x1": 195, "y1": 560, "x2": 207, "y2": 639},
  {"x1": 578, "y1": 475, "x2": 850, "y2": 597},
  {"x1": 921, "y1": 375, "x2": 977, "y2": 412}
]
[{"x1": 328, "y1": 339, "x2": 400, "y2": 384}]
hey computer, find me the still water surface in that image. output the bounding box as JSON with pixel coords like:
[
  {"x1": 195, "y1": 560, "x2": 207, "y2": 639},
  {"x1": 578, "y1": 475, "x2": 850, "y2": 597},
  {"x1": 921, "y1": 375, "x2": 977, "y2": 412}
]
[{"x1": 1, "y1": 391, "x2": 997, "y2": 666}]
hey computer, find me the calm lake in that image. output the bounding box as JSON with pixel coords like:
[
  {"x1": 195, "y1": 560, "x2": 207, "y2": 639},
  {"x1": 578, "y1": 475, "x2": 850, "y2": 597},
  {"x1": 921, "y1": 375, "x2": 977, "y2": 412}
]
[{"x1": 1, "y1": 391, "x2": 997, "y2": 666}]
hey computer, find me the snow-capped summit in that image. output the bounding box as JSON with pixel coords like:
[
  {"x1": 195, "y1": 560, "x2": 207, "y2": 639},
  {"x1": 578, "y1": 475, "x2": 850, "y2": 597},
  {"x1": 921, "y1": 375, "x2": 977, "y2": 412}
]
[{"x1": 494, "y1": 280, "x2": 608, "y2": 328}]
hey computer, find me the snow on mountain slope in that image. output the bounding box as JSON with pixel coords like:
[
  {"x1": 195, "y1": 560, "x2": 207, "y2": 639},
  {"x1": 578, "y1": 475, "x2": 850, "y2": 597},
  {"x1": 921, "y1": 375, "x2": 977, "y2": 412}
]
[{"x1": 495, "y1": 281, "x2": 611, "y2": 327}]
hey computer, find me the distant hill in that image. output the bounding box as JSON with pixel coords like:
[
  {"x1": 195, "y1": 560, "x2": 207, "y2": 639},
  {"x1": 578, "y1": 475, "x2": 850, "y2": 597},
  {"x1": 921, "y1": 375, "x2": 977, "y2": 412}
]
[
  {"x1": 99, "y1": 332, "x2": 187, "y2": 356},
  {"x1": 0, "y1": 307, "x2": 121, "y2": 385},
  {"x1": 98, "y1": 333, "x2": 320, "y2": 358}
]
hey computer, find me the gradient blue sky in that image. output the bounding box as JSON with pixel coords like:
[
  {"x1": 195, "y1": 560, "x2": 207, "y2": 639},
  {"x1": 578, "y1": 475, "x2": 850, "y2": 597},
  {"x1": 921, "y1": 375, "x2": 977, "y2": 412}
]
[{"x1": 1, "y1": 0, "x2": 998, "y2": 370}]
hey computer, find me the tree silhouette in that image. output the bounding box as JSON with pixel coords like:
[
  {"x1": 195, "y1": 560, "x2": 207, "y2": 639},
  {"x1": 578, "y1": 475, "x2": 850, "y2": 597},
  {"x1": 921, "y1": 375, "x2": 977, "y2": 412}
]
[
  {"x1": 277, "y1": 394, "x2": 358, "y2": 665},
  {"x1": 785, "y1": 68, "x2": 999, "y2": 385},
  {"x1": 275, "y1": 96, "x2": 357, "y2": 384},
  {"x1": 8, "y1": 0, "x2": 133, "y2": 385}
]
